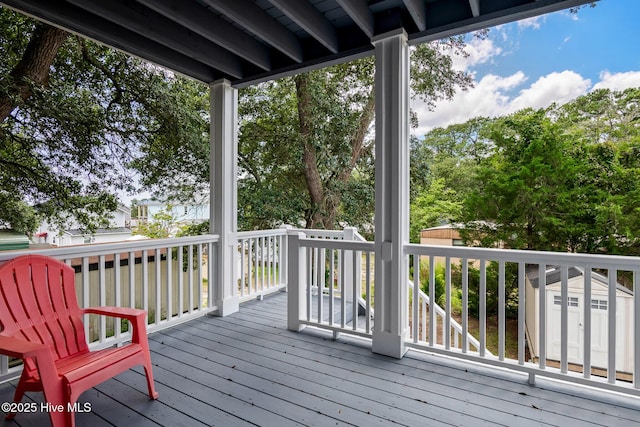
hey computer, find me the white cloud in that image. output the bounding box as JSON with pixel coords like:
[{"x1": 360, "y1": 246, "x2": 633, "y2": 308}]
[
  {"x1": 517, "y1": 16, "x2": 544, "y2": 30},
  {"x1": 451, "y1": 37, "x2": 503, "y2": 70},
  {"x1": 592, "y1": 70, "x2": 640, "y2": 92},
  {"x1": 412, "y1": 70, "x2": 593, "y2": 135},
  {"x1": 510, "y1": 71, "x2": 591, "y2": 110},
  {"x1": 412, "y1": 72, "x2": 527, "y2": 135}
]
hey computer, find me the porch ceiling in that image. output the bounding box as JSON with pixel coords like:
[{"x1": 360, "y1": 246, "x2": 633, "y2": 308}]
[{"x1": 2, "y1": 0, "x2": 594, "y2": 87}]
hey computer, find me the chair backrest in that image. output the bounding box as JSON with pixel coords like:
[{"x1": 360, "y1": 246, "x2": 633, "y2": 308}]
[{"x1": 0, "y1": 255, "x2": 89, "y2": 364}]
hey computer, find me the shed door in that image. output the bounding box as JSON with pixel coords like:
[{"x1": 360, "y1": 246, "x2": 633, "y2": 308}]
[
  {"x1": 547, "y1": 293, "x2": 582, "y2": 364},
  {"x1": 589, "y1": 298, "x2": 608, "y2": 369}
]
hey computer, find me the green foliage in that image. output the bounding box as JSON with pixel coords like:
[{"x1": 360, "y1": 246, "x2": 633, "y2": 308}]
[
  {"x1": 462, "y1": 108, "x2": 572, "y2": 250},
  {"x1": 409, "y1": 178, "x2": 462, "y2": 242},
  {"x1": 419, "y1": 261, "x2": 463, "y2": 315},
  {"x1": 145, "y1": 39, "x2": 475, "y2": 234},
  {"x1": 0, "y1": 9, "x2": 208, "y2": 232},
  {"x1": 409, "y1": 117, "x2": 491, "y2": 242},
  {"x1": 412, "y1": 88, "x2": 640, "y2": 255},
  {"x1": 177, "y1": 221, "x2": 210, "y2": 237},
  {"x1": 133, "y1": 205, "x2": 178, "y2": 238},
  {"x1": 0, "y1": 192, "x2": 38, "y2": 234}
]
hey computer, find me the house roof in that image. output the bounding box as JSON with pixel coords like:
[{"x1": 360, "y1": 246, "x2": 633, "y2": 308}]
[
  {"x1": 0, "y1": 230, "x2": 29, "y2": 251},
  {"x1": 1, "y1": 0, "x2": 594, "y2": 87},
  {"x1": 65, "y1": 227, "x2": 132, "y2": 236}
]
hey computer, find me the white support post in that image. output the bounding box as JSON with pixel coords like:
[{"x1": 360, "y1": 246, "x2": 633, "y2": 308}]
[
  {"x1": 287, "y1": 232, "x2": 307, "y2": 331},
  {"x1": 371, "y1": 29, "x2": 410, "y2": 359},
  {"x1": 210, "y1": 79, "x2": 240, "y2": 316}
]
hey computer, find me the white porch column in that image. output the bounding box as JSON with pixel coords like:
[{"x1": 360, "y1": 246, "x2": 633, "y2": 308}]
[
  {"x1": 210, "y1": 79, "x2": 239, "y2": 316},
  {"x1": 371, "y1": 29, "x2": 410, "y2": 358}
]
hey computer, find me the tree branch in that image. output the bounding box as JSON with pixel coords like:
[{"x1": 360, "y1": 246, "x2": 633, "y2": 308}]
[{"x1": 0, "y1": 23, "x2": 68, "y2": 122}]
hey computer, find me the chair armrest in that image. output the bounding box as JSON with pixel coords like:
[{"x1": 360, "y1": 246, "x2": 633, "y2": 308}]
[
  {"x1": 83, "y1": 306, "x2": 146, "y2": 322},
  {"x1": 83, "y1": 307, "x2": 150, "y2": 345},
  {"x1": 0, "y1": 335, "x2": 49, "y2": 359}
]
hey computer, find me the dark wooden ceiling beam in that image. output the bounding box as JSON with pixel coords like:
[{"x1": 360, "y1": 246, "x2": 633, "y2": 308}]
[
  {"x1": 201, "y1": 0, "x2": 304, "y2": 63},
  {"x1": 402, "y1": 0, "x2": 427, "y2": 31},
  {"x1": 410, "y1": 0, "x2": 597, "y2": 45},
  {"x1": 335, "y1": 0, "x2": 374, "y2": 39},
  {"x1": 0, "y1": 0, "x2": 598, "y2": 86},
  {"x1": 269, "y1": 0, "x2": 339, "y2": 53},
  {"x1": 66, "y1": 0, "x2": 244, "y2": 78},
  {"x1": 136, "y1": 0, "x2": 271, "y2": 71}
]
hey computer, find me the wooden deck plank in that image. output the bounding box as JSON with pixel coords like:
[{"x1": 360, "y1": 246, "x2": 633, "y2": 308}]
[
  {"x1": 224, "y1": 298, "x2": 640, "y2": 423},
  {"x1": 183, "y1": 316, "x2": 588, "y2": 426},
  {"x1": 147, "y1": 338, "x2": 376, "y2": 426},
  {"x1": 0, "y1": 292, "x2": 638, "y2": 427},
  {"x1": 93, "y1": 373, "x2": 209, "y2": 427},
  {"x1": 151, "y1": 330, "x2": 459, "y2": 427},
  {"x1": 112, "y1": 369, "x2": 251, "y2": 427}
]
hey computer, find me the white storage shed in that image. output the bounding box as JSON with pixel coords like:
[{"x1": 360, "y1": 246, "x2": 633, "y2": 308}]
[{"x1": 525, "y1": 266, "x2": 634, "y2": 374}]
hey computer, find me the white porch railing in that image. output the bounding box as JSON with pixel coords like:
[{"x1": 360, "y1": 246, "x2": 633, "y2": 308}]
[
  {"x1": 287, "y1": 229, "x2": 376, "y2": 338},
  {"x1": 406, "y1": 244, "x2": 639, "y2": 396},
  {"x1": 286, "y1": 228, "x2": 481, "y2": 350},
  {"x1": 289, "y1": 230, "x2": 640, "y2": 397},
  {"x1": 237, "y1": 228, "x2": 288, "y2": 302},
  {"x1": 0, "y1": 228, "x2": 293, "y2": 383},
  {"x1": 3, "y1": 227, "x2": 638, "y2": 398},
  {"x1": 0, "y1": 234, "x2": 221, "y2": 382}
]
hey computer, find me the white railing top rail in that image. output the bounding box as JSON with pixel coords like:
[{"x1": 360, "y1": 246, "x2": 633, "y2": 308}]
[
  {"x1": 0, "y1": 234, "x2": 220, "y2": 262},
  {"x1": 298, "y1": 229, "x2": 353, "y2": 239},
  {"x1": 405, "y1": 243, "x2": 640, "y2": 270},
  {"x1": 298, "y1": 236, "x2": 375, "y2": 252},
  {"x1": 238, "y1": 228, "x2": 289, "y2": 239}
]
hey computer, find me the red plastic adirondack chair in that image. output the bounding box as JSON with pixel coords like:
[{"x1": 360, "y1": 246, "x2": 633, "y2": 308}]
[{"x1": 0, "y1": 254, "x2": 158, "y2": 427}]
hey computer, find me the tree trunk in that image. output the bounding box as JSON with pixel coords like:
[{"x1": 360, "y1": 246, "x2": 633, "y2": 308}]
[
  {"x1": 295, "y1": 73, "x2": 376, "y2": 230},
  {"x1": 0, "y1": 23, "x2": 68, "y2": 122},
  {"x1": 295, "y1": 74, "x2": 325, "y2": 228}
]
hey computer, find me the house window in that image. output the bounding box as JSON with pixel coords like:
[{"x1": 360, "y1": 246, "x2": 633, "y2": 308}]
[
  {"x1": 452, "y1": 239, "x2": 465, "y2": 246},
  {"x1": 553, "y1": 296, "x2": 579, "y2": 307},
  {"x1": 591, "y1": 299, "x2": 607, "y2": 310}
]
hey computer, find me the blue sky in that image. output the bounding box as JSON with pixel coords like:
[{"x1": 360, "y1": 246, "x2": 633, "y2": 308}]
[{"x1": 413, "y1": 0, "x2": 640, "y2": 135}]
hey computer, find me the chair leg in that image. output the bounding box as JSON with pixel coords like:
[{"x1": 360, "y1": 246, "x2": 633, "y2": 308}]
[
  {"x1": 133, "y1": 315, "x2": 159, "y2": 400},
  {"x1": 5, "y1": 370, "x2": 31, "y2": 420},
  {"x1": 143, "y1": 360, "x2": 159, "y2": 399}
]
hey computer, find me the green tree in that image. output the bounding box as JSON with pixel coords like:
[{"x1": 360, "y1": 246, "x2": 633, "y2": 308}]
[
  {"x1": 233, "y1": 39, "x2": 474, "y2": 234},
  {"x1": 409, "y1": 178, "x2": 462, "y2": 242},
  {"x1": 409, "y1": 117, "x2": 491, "y2": 242},
  {"x1": 133, "y1": 206, "x2": 178, "y2": 239},
  {"x1": 554, "y1": 88, "x2": 640, "y2": 253},
  {"x1": 455, "y1": 92, "x2": 640, "y2": 254},
  {"x1": 0, "y1": 8, "x2": 207, "y2": 233},
  {"x1": 461, "y1": 109, "x2": 574, "y2": 250}
]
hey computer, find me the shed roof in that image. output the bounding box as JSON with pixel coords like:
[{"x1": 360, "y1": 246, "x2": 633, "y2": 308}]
[
  {"x1": 1, "y1": 0, "x2": 594, "y2": 87},
  {"x1": 526, "y1": 265, "x2": 633, "y2": 295}
]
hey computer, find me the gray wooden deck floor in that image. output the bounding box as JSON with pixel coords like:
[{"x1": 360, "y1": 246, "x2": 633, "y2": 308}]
[{"x1": 1, "y1": 291, "x2": 639, "y2": 426}]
